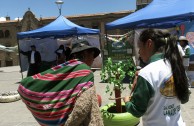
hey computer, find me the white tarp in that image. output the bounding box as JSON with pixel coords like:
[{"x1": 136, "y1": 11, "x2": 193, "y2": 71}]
[{"x1": 19, "y1": 35, "x2": 102, "y2": 72}]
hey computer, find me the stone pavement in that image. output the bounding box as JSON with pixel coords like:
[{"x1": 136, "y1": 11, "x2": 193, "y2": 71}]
[{"x1": 0, "y1": 66, "x2": 194, "y2": 126}]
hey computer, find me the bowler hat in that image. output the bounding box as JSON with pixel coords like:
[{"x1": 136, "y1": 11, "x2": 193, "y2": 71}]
[{"x1": 71, "y1": 40, "x2": 100, "y2": 58}]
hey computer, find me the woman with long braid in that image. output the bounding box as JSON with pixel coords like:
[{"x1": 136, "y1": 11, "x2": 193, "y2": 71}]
[{"x1": 123, "y1": 29, "x2": 190, "y2": 126}]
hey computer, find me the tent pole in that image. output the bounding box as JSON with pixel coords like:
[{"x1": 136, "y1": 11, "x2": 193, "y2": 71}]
[
  {"x1": 98, "y1": 33, "x2": 103, "y2": 69},
  {"x1": 99, "y1": 34, "x2": 103, "y2": 51},
  {"x1": 17, "y1": 38, "x2": 24, "y2": 79},
  {"x1": 103, "y1": 28, "x2": 109, "y2": 68}
]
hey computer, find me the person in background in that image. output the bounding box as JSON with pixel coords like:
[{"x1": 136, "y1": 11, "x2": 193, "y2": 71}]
[
  {"x1": 18, "y1": 40, "x2": 103, "y2": 126},
  {"x1": 65, "y1": 46, "x2": 71, "y2": 61},
  {"x1": 178, "y1": 36, "x2": 191, "y2": 90},
  {"x1": 123, "y1": 29, "x2": 190, "y2": 126},
  {"x1": 178, "y1": 36, "x2": 191, "y2": 70},
  {"x1": 177, "y1": 42, "x2": 185, "y2": 57},
  {"x1": 55, "y1": 44, "x2": 66, "y2": 65},
  {"x1": 20, "y1": 45, "x2": 41, "y2": 76}
]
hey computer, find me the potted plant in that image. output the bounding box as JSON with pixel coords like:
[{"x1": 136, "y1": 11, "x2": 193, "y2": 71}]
[{"x1": 100, "y1": 57, "x2": 140, "y2": 126}]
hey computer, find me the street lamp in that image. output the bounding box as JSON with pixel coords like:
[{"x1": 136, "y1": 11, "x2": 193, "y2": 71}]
[{"x1": 55, "y1": 0, "x2": 64, "y2": 15}]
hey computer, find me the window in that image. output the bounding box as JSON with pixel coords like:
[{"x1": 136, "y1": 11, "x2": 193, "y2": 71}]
[
  {"x1": 4, "y1": 30, "x2": 10, "y2": 38},
  {"x1": 0, "y1": 30, "x2": 4, "y2": 38}
]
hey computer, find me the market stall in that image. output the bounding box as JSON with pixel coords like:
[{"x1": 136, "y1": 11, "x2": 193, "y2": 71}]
[{"x1": 106, "y1": 0, "x2": 194, "y2": 87}]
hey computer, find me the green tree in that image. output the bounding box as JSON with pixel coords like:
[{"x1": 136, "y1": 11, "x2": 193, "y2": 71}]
[{"x1": 101, "y1": 57, "x2": 136, "y2": 113}]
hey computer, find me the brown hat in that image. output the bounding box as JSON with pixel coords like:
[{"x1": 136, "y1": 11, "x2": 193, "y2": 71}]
[{"x1": 71, "y1": 40, "x2": 100, "y2": 58}]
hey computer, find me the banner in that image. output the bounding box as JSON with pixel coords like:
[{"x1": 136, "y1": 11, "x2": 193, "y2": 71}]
[{"x1": 103, "y1": 31, "x2": 134, "y2": 64}]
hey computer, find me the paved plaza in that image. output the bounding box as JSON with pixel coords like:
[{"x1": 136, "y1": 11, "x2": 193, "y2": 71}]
[{"x1": 0, "y1": 66, "x2": 194, "y2": 126}]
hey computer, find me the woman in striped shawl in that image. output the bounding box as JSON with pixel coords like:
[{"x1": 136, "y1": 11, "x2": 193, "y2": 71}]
[{"x1": 18, "y1": 40, "x2": 103, "y2": 126}]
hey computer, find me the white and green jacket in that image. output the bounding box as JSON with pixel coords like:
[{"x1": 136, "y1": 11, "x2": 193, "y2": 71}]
[
  {"x1": 182, "y1": 45, "x2": 190, "y2": 67},
  {"x1": 125, "y1": 53, "x2": 185, "y2": 126}
]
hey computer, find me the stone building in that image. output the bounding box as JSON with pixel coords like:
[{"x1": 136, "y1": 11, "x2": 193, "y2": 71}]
[{"x1": 0, "y1": 0, "x2": 152, "y2": 67}]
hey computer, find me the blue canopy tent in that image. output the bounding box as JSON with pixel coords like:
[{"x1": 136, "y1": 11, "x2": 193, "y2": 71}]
[
  {"x1": 17, "y1": 15, "x2": 99, "y2": 39},
  {"x1": 17, "y1": 16, "x2": 100, "y2": 77},
  {"x1": 106, "y1": 0, "x2": 194, "y2": 30},
  {"x1": 106, "y1": 0, "x2": 194, "y2": 70}
]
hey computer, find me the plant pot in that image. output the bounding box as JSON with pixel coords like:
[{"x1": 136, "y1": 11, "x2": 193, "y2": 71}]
[{"x1": 101, "y1": 102, "x2": 140, "y2": 126}]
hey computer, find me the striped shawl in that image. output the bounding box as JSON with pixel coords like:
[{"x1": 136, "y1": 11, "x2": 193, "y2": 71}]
[{"x1": 18, "y1": 59, "x2": 94, "y2": 126}]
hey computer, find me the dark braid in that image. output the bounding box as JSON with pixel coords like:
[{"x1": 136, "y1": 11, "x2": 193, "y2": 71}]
[
  {"x1": 139, "y1": 29, "x2": 189, "y2": 103},
  {"x1": 164, "y1": 32, "x2": 189, "y2": 104}
]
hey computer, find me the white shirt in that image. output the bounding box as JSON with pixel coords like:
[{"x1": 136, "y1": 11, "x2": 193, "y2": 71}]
[
  {"x1": 30, "y1": 51, "x2": 35, "y2": 64},
  {"x1": 57, "y1": 49, "x2": 63, "y2": 54}
]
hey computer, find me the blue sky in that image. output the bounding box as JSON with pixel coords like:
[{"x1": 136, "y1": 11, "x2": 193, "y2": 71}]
[{"x1": 0, "y1": 0, "x2": 136, "y2": 21}]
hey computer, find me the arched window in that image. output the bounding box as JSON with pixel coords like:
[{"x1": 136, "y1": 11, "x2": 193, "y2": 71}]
[
  {"x1": 0, "y1": 30, "x2": 4, "y2": 38},
  {"x1": 4, "y1": 30, "x2": 10, "y2": 38}
]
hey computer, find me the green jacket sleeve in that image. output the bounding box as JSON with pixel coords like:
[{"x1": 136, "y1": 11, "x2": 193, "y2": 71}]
[
  {"x1": 183, "y1": 47, "x2": 190, "y2": 58},
  {"x1": 125, "y1": 76, "x2": 154, "y2": 117}
]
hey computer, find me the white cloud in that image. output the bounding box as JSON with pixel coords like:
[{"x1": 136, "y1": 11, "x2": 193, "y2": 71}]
[{"x1": 0, "y1": 17, "x2": 6, "y2": 21}]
